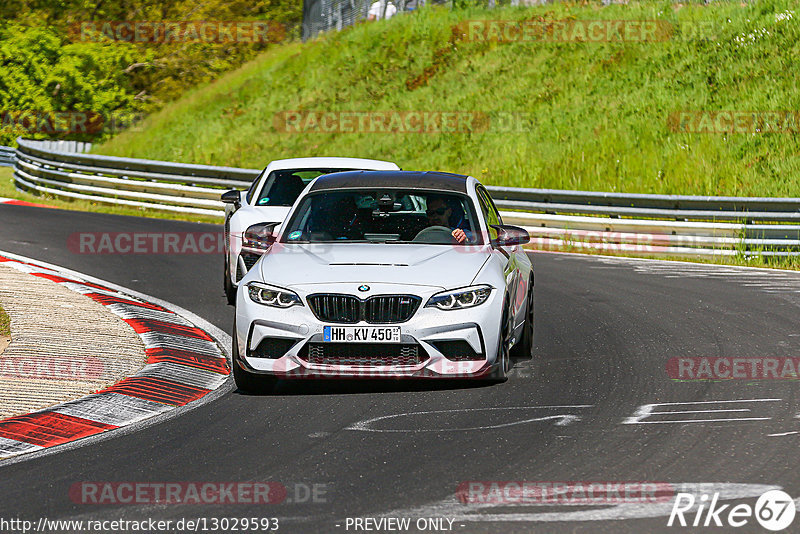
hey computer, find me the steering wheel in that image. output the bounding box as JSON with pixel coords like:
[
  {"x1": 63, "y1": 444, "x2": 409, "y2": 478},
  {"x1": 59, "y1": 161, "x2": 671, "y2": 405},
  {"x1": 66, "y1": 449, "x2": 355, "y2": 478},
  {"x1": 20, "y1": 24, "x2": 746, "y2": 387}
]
[{"x1": 412, "y1": 226, "x2": 455, "y2": 244}]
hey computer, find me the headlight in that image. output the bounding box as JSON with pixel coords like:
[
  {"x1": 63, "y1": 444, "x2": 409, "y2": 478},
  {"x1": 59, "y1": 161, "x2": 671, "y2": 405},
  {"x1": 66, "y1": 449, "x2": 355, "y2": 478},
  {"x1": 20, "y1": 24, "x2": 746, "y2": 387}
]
[
  {"x1": 425, "y1": 285, "x2": 492, "y2": 310},
  {"x1": 247, "y1": 282, "x2": 303, "y2": 308}
]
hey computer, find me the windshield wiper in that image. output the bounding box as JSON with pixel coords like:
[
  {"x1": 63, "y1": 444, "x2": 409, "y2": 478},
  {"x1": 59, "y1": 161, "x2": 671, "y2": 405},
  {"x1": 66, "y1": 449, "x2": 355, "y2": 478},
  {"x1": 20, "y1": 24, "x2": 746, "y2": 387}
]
[{"x1": 364, "y1": 234, "x2": 401, "y2": 243}]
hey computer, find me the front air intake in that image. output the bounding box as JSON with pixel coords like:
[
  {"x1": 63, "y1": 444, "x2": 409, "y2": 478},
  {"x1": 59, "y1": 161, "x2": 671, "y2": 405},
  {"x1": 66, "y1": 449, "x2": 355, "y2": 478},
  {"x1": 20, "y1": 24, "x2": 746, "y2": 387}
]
[{"x1": 307, "y1": 294, "x2": 421, "y2": 324}]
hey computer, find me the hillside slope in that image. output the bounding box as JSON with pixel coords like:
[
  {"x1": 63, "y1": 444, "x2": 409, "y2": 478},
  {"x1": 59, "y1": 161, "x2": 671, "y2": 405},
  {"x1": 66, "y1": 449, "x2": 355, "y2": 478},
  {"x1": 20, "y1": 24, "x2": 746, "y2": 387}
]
[{"x1": 97, "y1": 1, "x2": 800, "y2": 196}]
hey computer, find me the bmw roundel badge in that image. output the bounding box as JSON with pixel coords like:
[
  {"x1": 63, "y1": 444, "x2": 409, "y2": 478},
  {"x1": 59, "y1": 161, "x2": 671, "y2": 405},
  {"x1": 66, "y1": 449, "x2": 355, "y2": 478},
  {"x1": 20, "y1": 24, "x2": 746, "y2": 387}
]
[{"x1": 358, "y1": 284, "x2": 370, "y2": 292}]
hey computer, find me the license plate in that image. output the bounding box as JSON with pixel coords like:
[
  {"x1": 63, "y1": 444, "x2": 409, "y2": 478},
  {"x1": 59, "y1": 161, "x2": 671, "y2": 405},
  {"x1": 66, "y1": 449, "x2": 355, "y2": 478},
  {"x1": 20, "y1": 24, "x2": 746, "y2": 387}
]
[{"x1": 323, "y1": 326, "x2": 400, "y2": 343}]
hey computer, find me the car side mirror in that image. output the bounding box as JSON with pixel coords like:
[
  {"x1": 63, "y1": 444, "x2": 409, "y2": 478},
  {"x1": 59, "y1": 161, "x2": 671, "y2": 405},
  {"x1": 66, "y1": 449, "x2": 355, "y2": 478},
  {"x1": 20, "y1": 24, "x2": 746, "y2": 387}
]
[
  {"x1": 490, "y1": 225, "x2": 530, "y2": 248},
  {"x1": 221, "y1": 190, "x2": 242, "y2": 208},
  {"x1": 242, "y1": 222, "x2": 279, "y2": 253}
]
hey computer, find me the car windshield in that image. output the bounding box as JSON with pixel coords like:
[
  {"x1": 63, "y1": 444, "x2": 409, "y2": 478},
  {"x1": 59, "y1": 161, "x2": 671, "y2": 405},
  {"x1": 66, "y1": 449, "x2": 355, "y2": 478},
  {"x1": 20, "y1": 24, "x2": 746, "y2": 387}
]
[
  {"x1": 254, "y1": 168, "x2": 354, "y2": 207},
  {"x1": 280, "y1": 189, "x2": 482, "y2": 244}
]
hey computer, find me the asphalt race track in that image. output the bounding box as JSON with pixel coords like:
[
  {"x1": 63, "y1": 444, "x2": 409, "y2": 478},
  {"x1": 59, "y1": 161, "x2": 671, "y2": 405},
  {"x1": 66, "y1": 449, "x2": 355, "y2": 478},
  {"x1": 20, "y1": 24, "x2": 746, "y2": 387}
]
[{"x1": 1, "y1": 203, "x2": 799, "y2": 533}]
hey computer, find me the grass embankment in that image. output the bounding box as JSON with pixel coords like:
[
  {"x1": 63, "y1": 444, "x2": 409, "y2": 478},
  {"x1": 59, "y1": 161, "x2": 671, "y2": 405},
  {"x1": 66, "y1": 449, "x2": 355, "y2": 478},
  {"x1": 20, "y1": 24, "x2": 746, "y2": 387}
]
[
  {"x1": 96, "y1": 0, "x2": 800, "y2": 197},
  {"x1": 7, "y1": 1, "x2": 800, "y2": 269}
]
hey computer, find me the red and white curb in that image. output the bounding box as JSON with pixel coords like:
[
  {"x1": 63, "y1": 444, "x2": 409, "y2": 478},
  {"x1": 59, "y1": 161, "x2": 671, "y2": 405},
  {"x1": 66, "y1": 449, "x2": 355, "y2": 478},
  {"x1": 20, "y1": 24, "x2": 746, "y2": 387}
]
[
  {"x1": 0, "y1": 251, "x2": 231, "y2": 461},
  {"x1": 0, "y1": 197, "x2": 53, "y2": 208}
]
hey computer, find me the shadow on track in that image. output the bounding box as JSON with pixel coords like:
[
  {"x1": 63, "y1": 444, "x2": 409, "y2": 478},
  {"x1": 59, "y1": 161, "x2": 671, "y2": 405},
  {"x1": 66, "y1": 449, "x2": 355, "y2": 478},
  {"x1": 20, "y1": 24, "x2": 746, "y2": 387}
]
[{"x1": 235, "y1": 377, "x2": 500, "y2": 396}]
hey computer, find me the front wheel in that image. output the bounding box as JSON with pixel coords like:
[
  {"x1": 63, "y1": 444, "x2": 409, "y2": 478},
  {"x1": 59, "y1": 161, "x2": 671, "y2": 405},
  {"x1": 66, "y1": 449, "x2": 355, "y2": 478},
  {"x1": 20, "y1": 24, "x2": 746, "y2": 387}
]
[
  {"x1": 232, "y1": 322, "x2": 276, "y2": 393},
  {"x1": 488, "y1": 302, "x2": 511, "y2": 382},
  {"x1": 510, "y1": 278, "x2": 534, "y2": 360},
  {"x1": 232, "y1": 358, "x2": 266, "y2": 393},
  {"x1": 224, "y1": 256, "x2": 237, "y2": 306}
]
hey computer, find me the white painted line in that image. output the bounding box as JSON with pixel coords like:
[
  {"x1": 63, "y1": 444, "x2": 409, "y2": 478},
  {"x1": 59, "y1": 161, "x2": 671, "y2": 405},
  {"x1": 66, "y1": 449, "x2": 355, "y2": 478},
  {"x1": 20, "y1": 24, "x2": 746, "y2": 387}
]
[
  {"x1": 622, "y1": 399, "x2": 781, "y2": 425},
  {"x1": 637, "y1": 399, "x2": 781, "y2": 406},
  {"x1": 767, "y1": 431, "x2": 799, "y2": 437},
  {"x1": 626, "y1": 418, "x2": 771, "y2": 424},
  {"x1": 655, "y1": 409, "x2": 750, "y2": 414},
  {"x1": 347, "y1": 406, "x2": 593, "y2": 433}
]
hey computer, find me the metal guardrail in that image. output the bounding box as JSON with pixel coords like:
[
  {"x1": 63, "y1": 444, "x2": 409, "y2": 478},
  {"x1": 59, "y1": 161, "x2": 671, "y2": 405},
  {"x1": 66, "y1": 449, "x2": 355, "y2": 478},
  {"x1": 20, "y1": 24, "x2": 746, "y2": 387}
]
[
  {"x1": 13, "y1": 138, "x2": 258, "y2": 217},
  {"x1": 0, "y1": 146, "x2": 15, "y2": 167},
  {"x1": 490, "y1": 189, "x2": 800, "y2": 223},
  {"x1": 9, "y1": 137, "x2": 800, "y2": 256}
]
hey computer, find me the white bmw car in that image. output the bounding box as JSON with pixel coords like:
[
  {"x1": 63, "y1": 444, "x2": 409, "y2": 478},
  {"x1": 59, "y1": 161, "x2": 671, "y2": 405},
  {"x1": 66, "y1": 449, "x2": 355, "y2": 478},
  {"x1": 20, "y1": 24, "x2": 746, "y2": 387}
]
[
  {"x1": 221, "y1": 157, "x2": 399, "y2": 304},
  {"x1": 232, "y1": 170, "x2": 534, "y2": 390}
]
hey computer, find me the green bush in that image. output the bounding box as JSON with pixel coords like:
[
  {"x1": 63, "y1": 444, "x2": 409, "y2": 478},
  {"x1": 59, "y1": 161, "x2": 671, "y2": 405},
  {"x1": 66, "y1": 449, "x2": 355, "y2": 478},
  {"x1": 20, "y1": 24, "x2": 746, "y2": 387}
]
[
  {"x1": 0, "y1": 0, "x2": 302, "y2": 146},
  {"x1": 0, "y1": 25, "x2": 140, "y2": 145}
]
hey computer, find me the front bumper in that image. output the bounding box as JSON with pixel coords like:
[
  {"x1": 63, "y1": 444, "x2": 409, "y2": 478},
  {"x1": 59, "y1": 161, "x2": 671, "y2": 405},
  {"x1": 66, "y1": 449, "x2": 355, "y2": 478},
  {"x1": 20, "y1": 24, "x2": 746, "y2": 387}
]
[{"x1": 234, "y1": 283, "x2": 503, "y2": 379}]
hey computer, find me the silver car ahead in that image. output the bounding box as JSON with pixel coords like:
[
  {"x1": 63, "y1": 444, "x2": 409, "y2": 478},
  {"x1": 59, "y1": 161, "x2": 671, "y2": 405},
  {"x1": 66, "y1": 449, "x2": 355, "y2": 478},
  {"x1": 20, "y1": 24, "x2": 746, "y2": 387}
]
[
  {"x1": 221, "y1": 157, "x2": 399, "y2": 304},
  {"x1": 232, "y1": 170, "x2": 533, "y2": 390}
]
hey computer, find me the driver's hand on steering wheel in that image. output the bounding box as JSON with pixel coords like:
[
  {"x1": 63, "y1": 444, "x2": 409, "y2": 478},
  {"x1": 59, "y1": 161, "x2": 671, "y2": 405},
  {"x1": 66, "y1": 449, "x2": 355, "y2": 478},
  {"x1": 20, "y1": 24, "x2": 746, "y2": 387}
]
[{"x1": 452, "y1": 228, "x2": 466, "y2": 243}]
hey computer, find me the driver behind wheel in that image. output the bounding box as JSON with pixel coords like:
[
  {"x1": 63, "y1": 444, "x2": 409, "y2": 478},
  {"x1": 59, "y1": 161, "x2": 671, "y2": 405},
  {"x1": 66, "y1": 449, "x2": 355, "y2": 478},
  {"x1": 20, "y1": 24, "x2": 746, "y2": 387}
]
[{"x1": 425, "y1": 196, "x2": 471, "y2": 244}]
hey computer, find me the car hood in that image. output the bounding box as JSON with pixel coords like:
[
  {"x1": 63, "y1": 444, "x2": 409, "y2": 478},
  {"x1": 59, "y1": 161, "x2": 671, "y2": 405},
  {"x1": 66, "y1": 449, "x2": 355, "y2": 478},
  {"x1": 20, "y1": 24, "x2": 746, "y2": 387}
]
[{"x1": 258, "y1": 243, "x2": 490, "y2": 291}]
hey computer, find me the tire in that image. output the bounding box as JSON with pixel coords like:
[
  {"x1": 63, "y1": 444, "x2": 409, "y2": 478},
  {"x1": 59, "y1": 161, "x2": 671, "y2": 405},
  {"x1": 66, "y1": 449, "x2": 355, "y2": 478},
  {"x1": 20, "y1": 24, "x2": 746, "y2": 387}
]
[
  {"x1": 231, "y1": 321, "x2": 275, "y2": 393},
  {"x1": 224, "y1": 256, "x2": 237, "y2": 306},
  {"x1": 510, "y1": 277, "x2": 534, "y2": 360},
  {"x1": 488, "y1": 301, "x2": 511, "y2": 382}
]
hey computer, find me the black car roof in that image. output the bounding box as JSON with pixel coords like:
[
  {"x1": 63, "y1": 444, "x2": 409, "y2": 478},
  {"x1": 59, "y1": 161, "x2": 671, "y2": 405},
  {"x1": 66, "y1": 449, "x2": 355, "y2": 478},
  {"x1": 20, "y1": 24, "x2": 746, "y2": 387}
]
[{"x1": 308, "y1": 170, "x2": 469, "y2": 193}]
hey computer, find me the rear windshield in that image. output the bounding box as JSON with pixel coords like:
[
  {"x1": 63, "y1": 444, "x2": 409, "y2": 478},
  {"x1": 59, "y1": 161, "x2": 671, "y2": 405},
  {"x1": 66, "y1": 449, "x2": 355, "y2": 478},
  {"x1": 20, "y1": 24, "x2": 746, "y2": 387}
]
[{"x1": 254, "y1": 169, "x2": 354, "y2": 207}]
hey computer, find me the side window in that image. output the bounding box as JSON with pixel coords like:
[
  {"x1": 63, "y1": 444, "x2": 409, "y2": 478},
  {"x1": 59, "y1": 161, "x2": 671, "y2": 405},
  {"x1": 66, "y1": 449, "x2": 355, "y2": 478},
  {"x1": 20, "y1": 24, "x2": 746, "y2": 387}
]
[
  {"x1": 476, "y1": 186, "x2": 502, "y2": 241},
  {"x1": 476, "y1": 188, "x2": 498, "y2": 241},
  {"x1": 477, "y1": 186, "x2": 503, "y2": 226},
  {"x1": 246, "y1": 169, "x2": 266, "y2": 204}
]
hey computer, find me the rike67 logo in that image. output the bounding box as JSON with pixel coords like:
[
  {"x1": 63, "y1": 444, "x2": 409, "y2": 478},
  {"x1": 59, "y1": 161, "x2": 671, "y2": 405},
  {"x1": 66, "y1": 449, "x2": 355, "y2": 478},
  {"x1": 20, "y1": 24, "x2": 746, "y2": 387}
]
[{"x1": 668, "y1": 490, "x2": 795, "y2": 531}]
